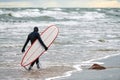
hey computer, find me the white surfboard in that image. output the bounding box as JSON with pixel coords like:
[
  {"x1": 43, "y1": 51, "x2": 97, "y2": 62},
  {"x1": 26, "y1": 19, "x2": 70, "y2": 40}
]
[{"x1": 21, "y1": 25, "x2": 59, "y2": 67}]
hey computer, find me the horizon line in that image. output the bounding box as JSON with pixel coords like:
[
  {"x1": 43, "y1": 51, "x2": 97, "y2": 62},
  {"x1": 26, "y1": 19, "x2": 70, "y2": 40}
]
[{"x1": 0, "y1": 7, "x2": 120, "y2": 8}]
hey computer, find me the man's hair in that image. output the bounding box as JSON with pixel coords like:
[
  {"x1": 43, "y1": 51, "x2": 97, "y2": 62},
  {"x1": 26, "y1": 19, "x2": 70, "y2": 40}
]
[{"x1": 34, "y1": 27, "x2": 39, "y2": 32}]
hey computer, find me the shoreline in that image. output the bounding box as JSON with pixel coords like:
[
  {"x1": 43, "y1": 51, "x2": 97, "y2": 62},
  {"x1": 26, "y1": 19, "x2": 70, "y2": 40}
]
[
  {"x1": 23, "y1": 66, "x2": 75, "y2": 80},
  {"x1": 59, "y1": 54, "x2": 120, "y2": 80},
  {"x1": 0, "y1": 65, "x2": 75, "y2": 80},
  {"x1": 0, "y1": 54, "x2": 120, "y2": 80},
  {"x1": 1, "y1": 54, "x2": 120, "y2": 80}
]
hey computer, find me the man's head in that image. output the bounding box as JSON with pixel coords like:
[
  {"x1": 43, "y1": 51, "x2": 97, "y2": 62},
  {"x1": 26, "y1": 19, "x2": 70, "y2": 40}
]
[{"x1": 34, "y1": 27, "x2": 39, "y2": 32}]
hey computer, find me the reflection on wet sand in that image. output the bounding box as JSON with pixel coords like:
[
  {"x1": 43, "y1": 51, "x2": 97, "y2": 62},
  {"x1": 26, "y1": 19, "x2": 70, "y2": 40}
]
[{"x1": 0, "y1": 65, "x2": 74, "y2": 80}]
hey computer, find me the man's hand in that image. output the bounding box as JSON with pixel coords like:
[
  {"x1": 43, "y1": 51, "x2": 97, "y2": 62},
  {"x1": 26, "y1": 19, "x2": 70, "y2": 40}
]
[
  {"x1": 45, "y1": 47, "x2": 48, "y2": 51},
  {"x1": 22, "y1": 48, "x2": 25, "y2": 53}
]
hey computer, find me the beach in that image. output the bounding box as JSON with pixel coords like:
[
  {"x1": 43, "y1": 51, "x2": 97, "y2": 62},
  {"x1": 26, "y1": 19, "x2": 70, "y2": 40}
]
[
  {"x1": 0, "y1": 65, "x2": 74, "y2": 80},
  {"x1": 59, "y1": 54, "x2": 120, "y2": 80},
  {"x1": 0, "y1": 8, "x2": 120, "y2": 80},
  {"x1": 0, "y1": 54, "x2": 119, "y2": 80}
]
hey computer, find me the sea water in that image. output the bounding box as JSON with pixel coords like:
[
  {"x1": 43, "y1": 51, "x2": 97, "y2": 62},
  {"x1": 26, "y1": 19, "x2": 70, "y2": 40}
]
[{"x1": 0, "y1": 8, "x2": 120, "y2": 80}]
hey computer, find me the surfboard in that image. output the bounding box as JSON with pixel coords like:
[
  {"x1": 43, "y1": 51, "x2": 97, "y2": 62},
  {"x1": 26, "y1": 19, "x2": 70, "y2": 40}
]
[{"x1": 21, "y1": 25, "x2": 59, "y2": 67}]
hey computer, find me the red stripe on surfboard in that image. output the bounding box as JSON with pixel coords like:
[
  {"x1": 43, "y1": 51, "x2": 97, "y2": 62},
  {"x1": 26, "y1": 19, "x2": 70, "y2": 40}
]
[
  {"x1": 21, "y1": 25, "x2": 59, "y2": 67},
  {"x1": 21, "y1": 25, "x2": 58, "y2": 66},
  {"x1": 21, "y1": 25, "x2": 54, "y2": 65},
  {"x1": 22, "y1": 27, "x2": 57, "y2": 65}
]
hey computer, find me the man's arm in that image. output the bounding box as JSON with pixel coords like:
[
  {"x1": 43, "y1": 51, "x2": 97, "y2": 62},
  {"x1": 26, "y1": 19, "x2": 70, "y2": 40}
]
[
  {"x1": 21, "y1": 36, "x2": 29, "y2": 53},
  {"x1": 37, "y1": 33, "x2": 48, "y2": 50}
]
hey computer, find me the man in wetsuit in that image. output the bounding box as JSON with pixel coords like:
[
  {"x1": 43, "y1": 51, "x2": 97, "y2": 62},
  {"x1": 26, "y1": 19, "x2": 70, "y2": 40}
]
[{"x1": 21, "y1": 27, "x2": 48, "y2": 71}]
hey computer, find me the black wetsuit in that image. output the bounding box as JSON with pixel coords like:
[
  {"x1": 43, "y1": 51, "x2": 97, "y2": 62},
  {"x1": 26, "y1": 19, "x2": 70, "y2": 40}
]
[{"x1": 22, "y1": 30, "x2": 47, "y2": 67}]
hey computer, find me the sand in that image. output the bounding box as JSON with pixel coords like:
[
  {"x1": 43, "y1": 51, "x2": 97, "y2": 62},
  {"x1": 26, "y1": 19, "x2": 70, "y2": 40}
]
[
  {"x1": 0, "y1": 65, "x2": 74, "y2": 80},
  {"x1": 61, "y1": 54, "x2": 120, "y2": 80}
]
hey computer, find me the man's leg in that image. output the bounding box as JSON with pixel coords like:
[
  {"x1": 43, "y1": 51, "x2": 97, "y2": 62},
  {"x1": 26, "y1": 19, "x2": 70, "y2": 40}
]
[
  {"x1": 28, "y1": 61, "x2": 35, "y2": 71},
  {"x1": 36, "y1": 58, "x2": 40, "y2": 69}
]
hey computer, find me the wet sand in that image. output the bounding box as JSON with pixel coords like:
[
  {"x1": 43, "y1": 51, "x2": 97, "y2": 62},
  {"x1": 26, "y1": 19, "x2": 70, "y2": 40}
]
[
  {"x1": 0, "y1": 54, "x2": 120, "y2": 80},
  {"x1": 23, "y1": 66, "x2": 74, "y2": 80},
  {"x1": 61, "y1": 54, "x2": 120, "y2": 80},
  {"x1": 0, "y1": 64, "x2": 74, "y2": 80}
]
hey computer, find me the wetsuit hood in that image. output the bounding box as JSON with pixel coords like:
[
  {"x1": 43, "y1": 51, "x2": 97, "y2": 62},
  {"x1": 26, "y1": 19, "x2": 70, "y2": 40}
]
[{"x1": 34, "y1": 27, "x2": 39, "y2": 32}]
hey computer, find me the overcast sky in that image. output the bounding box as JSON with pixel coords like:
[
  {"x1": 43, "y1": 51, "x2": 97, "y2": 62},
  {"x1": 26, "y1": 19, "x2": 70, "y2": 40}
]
[{"x1": 0, "y1": 0, "x2": 120, "y2": 8}]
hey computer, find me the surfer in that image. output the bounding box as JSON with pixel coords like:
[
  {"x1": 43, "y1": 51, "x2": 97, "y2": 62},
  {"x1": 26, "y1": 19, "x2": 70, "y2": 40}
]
[{"x1": 22, "y1": 27, "x2": 48, "y2": 71}]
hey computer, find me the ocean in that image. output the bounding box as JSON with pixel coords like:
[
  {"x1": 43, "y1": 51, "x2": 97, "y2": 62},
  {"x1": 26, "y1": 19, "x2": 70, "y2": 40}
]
[{"x1": 0, "y1": 8, "x2": 120, "y2": 80}]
